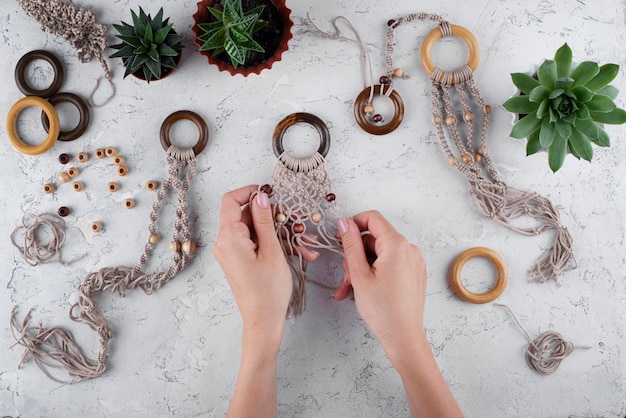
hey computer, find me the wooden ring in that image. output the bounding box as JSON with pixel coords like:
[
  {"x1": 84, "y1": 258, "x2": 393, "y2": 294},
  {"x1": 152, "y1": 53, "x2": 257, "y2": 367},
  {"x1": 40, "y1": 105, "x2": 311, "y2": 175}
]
[
  {"x1": 160, "y1": 110, "x2": 209, "y2": 156},
  {"x1": 449, "y1": 247, "x2": 508, "y2": 304},
  {"x1": 14, "y1": 50, "x2": 64, "y2": 98},
  {"x1": 272, "y1": 112, "x2": 330, "y2": 158},
  {"x1": 420, "y1": 24, "x2": 480, "y2": 84},
  {"x1": 41, "y1": 93, "x2": 90, "y2": 141},
  {"x1": 6, "y1": 96, "x2": 59, "y2": 155},
  {"x1": 353, "y1": 85, "x2": 404, "y2": 135}
]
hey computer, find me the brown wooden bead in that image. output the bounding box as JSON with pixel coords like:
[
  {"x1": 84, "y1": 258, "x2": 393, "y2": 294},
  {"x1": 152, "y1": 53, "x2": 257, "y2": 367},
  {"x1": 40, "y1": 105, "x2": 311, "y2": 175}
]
[
  {"x1": 107, "y1": 181, "x2": 119, "y2": 192},
  {"x1": 293, "y1": 223, "x2": 305, "y2": 234},
  {"x1": 124, "y1": 198, "x2": 135, "y2": 209},
  {"x1": 72, "y1": 181, "x2": 83, "y2": 191},
  {"x1": 95, "y1": 148, "x2": 106, "y2": 159},
  {"x1": 446, "y1": 116, "x2": 457, "y2": 126},
  {"x1": 169, "y1": 241, "x2": 181, "y2": 252},
  {"x1": 67, "y1": 167, "x2": 79, "y2": 178},
  {"x1": 105, "y1": 147, "x2": 117, "y2": 157},
  {"x1": 482, "y1": 105, "x2": 492, "y2": 114},
  {"x1": 58, "y1": 153, "x2": 71, "y2": 164},
  {"x1": 260, "y1": 184, "x2": 273, "y2": 195},
  {"x1": 448, "y1": 157, "x2": 458, "y2": 166},
  {"x1": 373, "y1": 114, "x2": 383, "y2": 123},
  {"x1": 387, "y1": 19, "x2": 396, "y2": 26},
  {"x1": 146, "y1": 180, "x2": 158, "y2": 191},
  {"x1": 464, "y1": 112, "x2": 474, "y2": 122},
  {"x1": 116, "y1": 165, "x2": 128, "y2": 176},
  {"x1": 42, "y1": 183, "x2": 54, "y2": 194},
  {"x1": 58, "y1": 206, "x2": 70, "y2": 217},
  {"x1": 363, "y1": 104, "x2": 374, "y2": 114},
  {"x1": 77, "y1": 152, "x2": 89, "y2": 163},
  {"x1": 113, "y1": 155, "x2": 125, "y2": 166},
  {"x1": 474, "y1": 153, "x2": 482, "y2": 163},
  {"x1": 149, "y1": 234, "x2": 160, "y2": 244},
  {"x1": 433, "y1": 115, "x2": 442, "y2": 124},
  {"x1": 91, "y1": 221, "x2": 102, "y2": 232},
  {"x1": 182, "y1": 240, "x2": 196, "y2": 254},
  {"x1": 59, "y1": 172, "x2": 70, "y2": 183},
  {"x1": 379, "y1": 75, "x2": 390, "y2": 85},
  {"x1": 462, "y1": 153, "x2": 472, "y2": 164},
  {"x1": 326, "y1": 193, "x2": 336, "y2": 202}
]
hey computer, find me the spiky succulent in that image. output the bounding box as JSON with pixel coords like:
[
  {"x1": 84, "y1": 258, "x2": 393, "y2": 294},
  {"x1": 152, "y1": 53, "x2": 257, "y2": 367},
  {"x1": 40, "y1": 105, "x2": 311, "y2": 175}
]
[
  {"x1": 110, "y1": 7, "x2": 184, "y2": 83},
  {"x1": 504, "y1": 43, "x2": 626, "y2": 172},
  {"x1": 197, "y1": 0, "x2": 268, "y2": 68}
]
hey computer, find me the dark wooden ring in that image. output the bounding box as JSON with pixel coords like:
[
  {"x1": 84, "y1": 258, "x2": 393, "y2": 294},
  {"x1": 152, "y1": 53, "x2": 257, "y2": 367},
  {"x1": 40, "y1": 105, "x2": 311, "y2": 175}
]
[
  {"x1": 41, "y1": 93, "x2": 90, "y2": 142},
  {"x1": 160, "y1": 110, "x2": 209, "y2": 156},
  {"x1": 272, "y1": 112, "x2": 330, "y2": 158},
  {"x1": 14, "y1": 50, "x2": 64, "y2": 98},
  {"x1": 353, "y1": 85, "x2": 404, "y2": 135}
]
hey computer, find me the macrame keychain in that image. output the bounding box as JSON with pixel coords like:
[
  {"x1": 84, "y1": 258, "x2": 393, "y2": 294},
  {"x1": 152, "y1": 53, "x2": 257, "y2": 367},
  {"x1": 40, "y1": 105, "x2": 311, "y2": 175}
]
[
  {"x1": 383, "y1": 13, "x2": 575, "y2": 284},
  {"x1": 17, "y1": 0, "x2": 115, "y2": 106},
  {"x1": 10, "y1": 110, "x2": 208, "y2": 383},
  {"x1": 254, "y1": 113, "x2": 349, "y2": 315}
]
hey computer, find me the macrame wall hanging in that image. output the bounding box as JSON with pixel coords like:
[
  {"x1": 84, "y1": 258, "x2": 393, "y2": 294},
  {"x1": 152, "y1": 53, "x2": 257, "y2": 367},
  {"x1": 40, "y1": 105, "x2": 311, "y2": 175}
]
[
  {"x1": 10, "y1": 111, "x2": 208, "y2": 383},
  {"x1": 253, "y1": 113, "x2": 349, "y2": 316},
  {"x1": 17, "y1": 0, "x2": 115, "y2": 106}
]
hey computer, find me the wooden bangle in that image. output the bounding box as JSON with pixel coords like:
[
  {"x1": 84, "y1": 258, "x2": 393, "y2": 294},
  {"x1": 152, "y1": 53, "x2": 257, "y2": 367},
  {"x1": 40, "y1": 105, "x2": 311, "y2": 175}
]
[
  {"x1": 6, "y1": 96, "x2": 59, "y2": 155},
  {"x1": 41, "y1": 92, "x2": 90, "y2": 141},
  {"x1": 160, "y1": 110, "x2": 209, "y2": 156},
  {"x1": 14, "y1": 50, "x2": 64, "y2": 98},
  {"x1": 449, "y1": 247, "x2": 508, "y2": 304},
  {"x1": 420, "y1": 24, "x2": 480, "y2": 84},
  {"x1": 272, "y1": 112, "x2": 330, "y2": 158},
  {"x1": 353, "y1": 85, "x2": 404, "y2": 135}
]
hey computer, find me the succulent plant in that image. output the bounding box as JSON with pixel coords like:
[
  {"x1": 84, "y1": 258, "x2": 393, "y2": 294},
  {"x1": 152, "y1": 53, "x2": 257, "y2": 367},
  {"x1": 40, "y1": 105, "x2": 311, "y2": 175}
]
[
  {"x1": 196, "y1": 0, "x2": 268, "y2": 68},
  {"x1": 110, "y1": 7, "x2": 184, "y2": 83},
  {"x1": 503, "y1": 43, "x2": 626, "y2": 172}
]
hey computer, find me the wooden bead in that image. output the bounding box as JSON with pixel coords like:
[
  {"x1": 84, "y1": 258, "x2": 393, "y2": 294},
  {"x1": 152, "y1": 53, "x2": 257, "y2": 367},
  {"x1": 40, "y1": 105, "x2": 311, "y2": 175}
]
[
  {"x1": 182, "y1": 240, "x2": 196, "y2": 254},
  {"x1": 58, "y1": 153, "x2": 71, "y2": 164},
  {"x1": 373, "y1": 114, "x2": 383, "y2": 123},
  {"x1": 474, "y1": 153, "x2": 482, "y2": 163},
  {"x1": 107, "y1": 181, "x2": 119, "y2": 192},
  {"x1": 113, "y1": 156, "x2": 125, "y2": 166},
  {"x1": 59, "y1": 172, "x2": 71, "y2": 183},
  {"x1": 116, "y1": 165, "x2": 128, "y2": 176},
  {"x1": 363, "y1": 104, "x2": 374, "y2": 114},
  {"x1": 105, "y1": 147, "x2": 117, "y2": 157},
  {"x1": 393, "y1": 68, "x2": 404, "y2": 78},
  {"x1": 448, "y1": 157, "x2": 458, "y2": 166},
  {"x1": 169, "y1": 241, "x2": 181, "y2": 252},
  {"x1": 325, "y1": 193, "x2": 336, "y2": 202},
  {"x1": 379, "y1": 75, "x2": 391, "y2": 85},
  {"x1": 311, "y1": 213, "x2": 322, "y2": 223},
  {"x1": 146, "y1": 180, "x2": 158, "y2": 191},
  {"x1": 275, "y1": 213, "x2": 287, "y2": 223},
  {"x1": 91, "y1": 221, "x2": 102, "y2": 232},
  {"x1": 77, "y1": 152, "x2": 89, "y2": 163},
  {"x1": 149, "y1": 234, "x2": 160, "y2": 244},
  {"x1": 462, "y1": 153, "x2": 472, "y2": 164},
  {"x1": 124, "y1": 198, "x2": 135, "y2": 209},
  {"x1": 445, "y1": 116, "x2": 457, "y2": 126},
  {"x1": 293, "y1": 223, "x2": 305, "y2": 234},
  {"x1": 72, "y1": 181, "x2": 83, "y2": 191},
  {"x1": 42, "y1": 183, "x2": 54, "y2": 194},
  {"x1": 478, "y1": 146, "x2": 488, "y2": 156},
  {"x1": 482, "y1": 105, "x2": 492, "y2": 114},
  {"x1": 433, "y1": 115, "x2": 442, "y2": 124},
  {"x1": 95, "y1": 148, "x2": 106, "y2": 159},
  {"x1": 67, "y1": 167, "x2": 79, "y2": 178},
  {"x1": 58, "y1": 206, "x2": 70, "y2": 217},
  {"x1": 260, "y1": 184, "x2": 273, "y2": 195},
  {"x1": 464, "y1": 112, "x2": 474, "y2": 122}
]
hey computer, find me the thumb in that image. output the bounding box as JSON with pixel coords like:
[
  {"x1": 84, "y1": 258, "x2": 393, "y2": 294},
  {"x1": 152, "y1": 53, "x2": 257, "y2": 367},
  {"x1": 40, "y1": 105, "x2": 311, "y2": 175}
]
[
  {"x1": 338, "y1": 218, "x2": 370, "y2": 280},
  {"x1": 251, "y1": 192, "x2": 282, "y2": 254}
]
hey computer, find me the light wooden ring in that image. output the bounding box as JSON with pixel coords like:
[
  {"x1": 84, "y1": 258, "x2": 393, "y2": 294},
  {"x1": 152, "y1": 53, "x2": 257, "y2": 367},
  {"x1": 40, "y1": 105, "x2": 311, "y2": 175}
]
[
  {"x1": 449, "y1": 247, "x2": 508, "y2": 304},
  {"x1": 420, "y1": 24, "x2": 480, "y2": 84},
  {"x1": 6, "y1": 96, "x2": 60, "y2": 155},
  {"x1": 353, "y1": 85, "x2": 404, "y2": 135}
]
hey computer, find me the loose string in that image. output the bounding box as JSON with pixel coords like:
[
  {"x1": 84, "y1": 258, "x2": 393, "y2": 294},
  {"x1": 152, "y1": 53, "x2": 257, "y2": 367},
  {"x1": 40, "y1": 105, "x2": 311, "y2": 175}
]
[
  {"x1": 10, "y1": 145, "x2": 199, "y2": 383},
  {"x1": 495, "y1": 304, "x2": 590, "y2": 374}
]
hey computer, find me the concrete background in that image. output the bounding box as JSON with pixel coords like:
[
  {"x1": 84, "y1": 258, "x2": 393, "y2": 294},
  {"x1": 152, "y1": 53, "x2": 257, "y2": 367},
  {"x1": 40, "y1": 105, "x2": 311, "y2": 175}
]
[{"x1": 0, "y1": 0, "x2": 624, "y2": 416}]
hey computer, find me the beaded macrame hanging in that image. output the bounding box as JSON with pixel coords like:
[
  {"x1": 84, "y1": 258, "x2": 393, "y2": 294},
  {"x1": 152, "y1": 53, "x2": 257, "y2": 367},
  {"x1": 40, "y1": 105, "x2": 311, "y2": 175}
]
[
  {"x1": 9, "y1": 111, "x2": 208, "y2": 383},
  {"x1": 17, "y1": 0, "x2": 115, "y2": 106},
  {"x1": 254, "y1": 113, "x2": 349, "y2": 316},
  {"x1": 382, "y1": 13, "x2": 575, "y2": 284}
]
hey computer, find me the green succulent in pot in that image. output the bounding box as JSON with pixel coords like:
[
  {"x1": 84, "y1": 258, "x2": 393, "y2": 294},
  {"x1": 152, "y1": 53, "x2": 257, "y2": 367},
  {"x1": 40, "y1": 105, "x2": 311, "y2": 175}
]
[
  {"x1": 110, "y1": 7, "x2": 184, "y2": 83},
  {"x1": 196, "y1": 0, "x2": 268, "y2": 68},
  {"x1": 503, "y1": 43, "x2": 626, "y2": 172}
]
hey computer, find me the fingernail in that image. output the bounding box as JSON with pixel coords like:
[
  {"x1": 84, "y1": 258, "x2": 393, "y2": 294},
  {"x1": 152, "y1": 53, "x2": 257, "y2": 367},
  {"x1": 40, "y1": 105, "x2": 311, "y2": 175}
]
[
  {"x1": 256, "y1": 192, "x2": 269, "y2": 208},
  {"x1": 338, "y1": 218, "x2": 349, "y2": 236}
]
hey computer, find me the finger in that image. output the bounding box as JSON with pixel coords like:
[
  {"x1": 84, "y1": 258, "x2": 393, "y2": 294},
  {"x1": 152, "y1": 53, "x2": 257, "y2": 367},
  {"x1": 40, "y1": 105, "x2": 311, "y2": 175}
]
[
  {"x1": 342, "y1": 258, "x2": 351, "y2": 285},
  {"x1": 352, "y1": 210, "x2": 401, "y2": 240},
  {"x1": 338, "y1": 218, "x2": 371, "y2": 280},
  {"x1": 250, "y1": 192, "x2": 283, "y2": 255},
  {"x1": 332, "y1": 280, "x2": 353, "y2": 301},
  {"x1": 219, "y1": 185, "x2": 259, "y2": 227}
]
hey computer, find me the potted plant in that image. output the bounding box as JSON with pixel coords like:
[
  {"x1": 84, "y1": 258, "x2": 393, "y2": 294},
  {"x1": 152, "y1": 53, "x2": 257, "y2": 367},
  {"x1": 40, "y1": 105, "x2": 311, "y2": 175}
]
[
  {"x1": 503, "y1": 43, "x2": 626, "y2": 172},
  {"x1": 191, "y1": 0, "x2": 293, "y2": 76},
  {"x1": 110, "y1": 7, "x2": 184, "y2": 83}
]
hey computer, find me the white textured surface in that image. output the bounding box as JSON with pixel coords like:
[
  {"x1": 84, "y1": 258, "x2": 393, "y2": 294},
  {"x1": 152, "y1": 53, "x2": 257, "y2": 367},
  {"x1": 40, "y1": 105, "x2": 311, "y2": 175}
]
[{"x1": 1, "y1": 0, "x2": 625, "y2": 417}]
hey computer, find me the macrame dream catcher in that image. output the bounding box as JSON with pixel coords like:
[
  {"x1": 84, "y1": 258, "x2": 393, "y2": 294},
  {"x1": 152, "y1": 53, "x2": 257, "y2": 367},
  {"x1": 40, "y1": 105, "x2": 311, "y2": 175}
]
[
  {"x1": 10, "y1": 111, "x2": 208, "y2": 383},
  {"x1": 253, "y1": 113, "x2": 349, "y2": 316}
]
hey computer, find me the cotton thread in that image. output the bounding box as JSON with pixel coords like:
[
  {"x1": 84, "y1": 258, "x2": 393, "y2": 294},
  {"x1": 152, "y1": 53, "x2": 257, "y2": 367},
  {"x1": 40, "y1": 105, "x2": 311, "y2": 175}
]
[{"x1": 495, "y1": 303, "x2": 590, "y2": 374}]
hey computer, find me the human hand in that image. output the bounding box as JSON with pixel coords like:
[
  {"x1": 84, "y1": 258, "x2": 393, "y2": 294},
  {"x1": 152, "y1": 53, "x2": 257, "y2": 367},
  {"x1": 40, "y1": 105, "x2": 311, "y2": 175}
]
[{"x1": 334, "y1": 210, "x2": 428, "y2": 364}]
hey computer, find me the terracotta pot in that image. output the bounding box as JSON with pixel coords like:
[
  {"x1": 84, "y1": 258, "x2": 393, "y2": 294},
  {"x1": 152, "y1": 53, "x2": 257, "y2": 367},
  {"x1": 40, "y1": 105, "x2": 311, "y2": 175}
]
[{"x1": 191, "y1": 0, "x2": 293, "y2": 76}]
